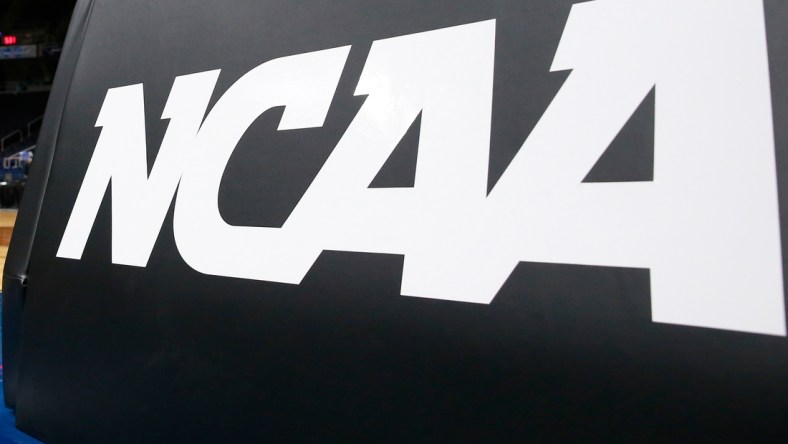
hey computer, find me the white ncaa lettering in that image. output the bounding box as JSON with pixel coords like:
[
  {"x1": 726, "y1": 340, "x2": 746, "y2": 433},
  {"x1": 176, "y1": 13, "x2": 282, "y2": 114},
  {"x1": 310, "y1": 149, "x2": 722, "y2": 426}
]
[
  {"x1": 57, "y1": 71, "x2": 220, "y2": 266},
  {"x1": 57, "y1": 1, "x2": 785, "y2": 336}
]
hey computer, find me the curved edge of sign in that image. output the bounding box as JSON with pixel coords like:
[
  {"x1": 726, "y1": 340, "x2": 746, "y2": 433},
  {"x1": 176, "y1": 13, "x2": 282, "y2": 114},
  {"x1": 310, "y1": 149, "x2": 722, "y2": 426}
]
[{"x1": 2, "y1": 0, "x2": 96, "y2": 409}]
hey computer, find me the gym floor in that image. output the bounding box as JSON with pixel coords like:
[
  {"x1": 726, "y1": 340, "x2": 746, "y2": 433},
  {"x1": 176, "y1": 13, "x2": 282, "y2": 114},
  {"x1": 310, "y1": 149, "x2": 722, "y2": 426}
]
[{"x1": 0, "y1": 209, "x2": 40, "y2": 443}]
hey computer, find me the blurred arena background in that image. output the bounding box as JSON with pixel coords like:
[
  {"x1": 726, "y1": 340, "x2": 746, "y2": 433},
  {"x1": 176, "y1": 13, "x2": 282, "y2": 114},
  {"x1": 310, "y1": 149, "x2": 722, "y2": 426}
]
[
  {"x1": 0, "y1": 0, "x2": 76, "y2": 291},
  {"x1": 1, "y1": 2, "x2": 75, "y2": 441}
]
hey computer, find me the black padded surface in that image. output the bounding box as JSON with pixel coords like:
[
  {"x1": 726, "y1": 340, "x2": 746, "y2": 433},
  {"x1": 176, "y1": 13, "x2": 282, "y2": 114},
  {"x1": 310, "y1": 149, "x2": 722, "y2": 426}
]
[{"x1": 5, "y1": 0, "x2": 788, "y2": 441}]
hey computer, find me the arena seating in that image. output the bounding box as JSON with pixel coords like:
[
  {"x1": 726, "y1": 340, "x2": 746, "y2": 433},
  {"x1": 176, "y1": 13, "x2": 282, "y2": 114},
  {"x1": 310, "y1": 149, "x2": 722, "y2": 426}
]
[{"x1": 0, "y1": 93, "x2": 48, "y2": 141}]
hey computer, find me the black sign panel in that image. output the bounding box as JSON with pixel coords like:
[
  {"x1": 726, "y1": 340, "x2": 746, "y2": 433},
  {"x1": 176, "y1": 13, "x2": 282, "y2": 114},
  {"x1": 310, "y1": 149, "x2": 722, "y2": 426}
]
[{"x1": 4, "y1": 0, "x2": 788, "y2": 441}]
